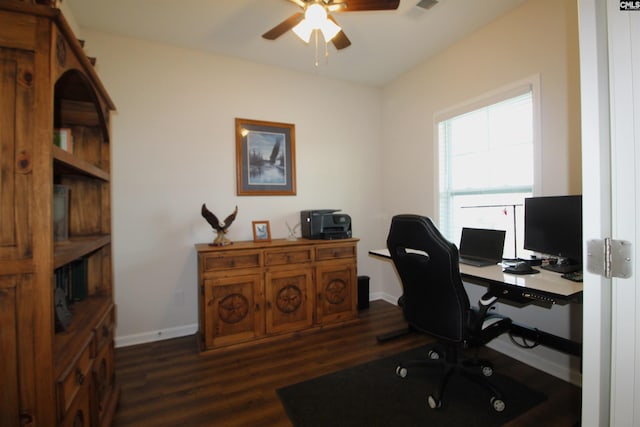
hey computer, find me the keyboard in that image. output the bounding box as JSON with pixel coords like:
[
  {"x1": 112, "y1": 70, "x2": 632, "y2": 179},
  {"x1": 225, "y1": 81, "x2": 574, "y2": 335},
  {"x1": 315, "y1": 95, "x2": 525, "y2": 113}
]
[
  {"x1": 459, "y1": 256, "x2": 498, "y2": 267},
  {"x1": 561, "y1": 271, "x2": 583, "y2": 282}
]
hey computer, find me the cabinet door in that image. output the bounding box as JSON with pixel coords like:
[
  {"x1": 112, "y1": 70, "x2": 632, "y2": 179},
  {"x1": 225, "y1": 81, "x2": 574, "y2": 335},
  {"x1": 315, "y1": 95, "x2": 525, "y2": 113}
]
[
  {"x1": 0, "y1": 280, "x2": 20, "y2": 426},
  {"x1": 93, "y1": 340, "x2": 115, "y2": 426},
  {"x1": 56, "y1": 338, "x2": 93, "y2": 421},
  {"x1": 0, "y1": 48, "x2": 34, "y2": 260},
  {"x1": 203, "y1": 274, "x2": 264, "y2": 349},
  {"x1": 265, "y1": 268, "x2": 314, "y2": 334},
  {"x1": 59, "y1": 380, "x2": 92, "y2": 427},
  {"x1": 316, "y1": 261, "x2": 357, "y2": 324}
]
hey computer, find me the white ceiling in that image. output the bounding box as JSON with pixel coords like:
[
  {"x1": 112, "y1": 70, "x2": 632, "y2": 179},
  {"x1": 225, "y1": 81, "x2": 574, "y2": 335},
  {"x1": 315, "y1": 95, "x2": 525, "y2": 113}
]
[{"x1": 65, "y1": 0, "x2": 525, "y2": 87}]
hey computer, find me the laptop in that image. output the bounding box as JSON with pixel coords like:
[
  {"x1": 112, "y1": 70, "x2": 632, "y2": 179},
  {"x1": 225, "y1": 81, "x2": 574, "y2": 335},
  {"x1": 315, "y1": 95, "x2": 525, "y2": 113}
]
[{"x1": 458, "y1": 227, "x2": 506, "y2": 267}]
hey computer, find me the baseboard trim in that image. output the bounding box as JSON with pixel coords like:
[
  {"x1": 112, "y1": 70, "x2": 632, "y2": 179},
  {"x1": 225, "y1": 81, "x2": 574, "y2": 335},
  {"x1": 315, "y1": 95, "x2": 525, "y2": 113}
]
[
  {"x1": 115, "y1": 324, "x2": 198, "y2": 348},
  {"x1": 372, "y1": 292, "x2": 398, "y2": 305}
]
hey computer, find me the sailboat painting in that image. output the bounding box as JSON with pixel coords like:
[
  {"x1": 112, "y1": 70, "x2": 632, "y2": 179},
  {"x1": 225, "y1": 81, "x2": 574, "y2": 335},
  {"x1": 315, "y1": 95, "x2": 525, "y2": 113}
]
[{"x1": 236, "y1": 118, "x2": 296, "y2": 196}]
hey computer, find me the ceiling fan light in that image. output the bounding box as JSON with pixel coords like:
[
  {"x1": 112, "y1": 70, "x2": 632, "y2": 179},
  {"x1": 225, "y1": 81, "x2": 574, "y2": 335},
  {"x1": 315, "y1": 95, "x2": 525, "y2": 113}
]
[
  {"x1": 292, "y1": 19, "x2": 313, "y2": 43},
  {"x1": 319, "y1": 18, "x2": 341, "y2": 42},
  {"x1": 305, "y1": 3, "x2": 327, "y2": 28}
]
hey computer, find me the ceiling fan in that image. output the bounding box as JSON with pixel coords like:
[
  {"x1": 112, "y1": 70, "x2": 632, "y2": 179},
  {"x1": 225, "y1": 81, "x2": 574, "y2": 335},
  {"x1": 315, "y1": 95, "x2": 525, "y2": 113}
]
[{"x1": 262, "y1": 0, "x2": 400, "y2": 50}]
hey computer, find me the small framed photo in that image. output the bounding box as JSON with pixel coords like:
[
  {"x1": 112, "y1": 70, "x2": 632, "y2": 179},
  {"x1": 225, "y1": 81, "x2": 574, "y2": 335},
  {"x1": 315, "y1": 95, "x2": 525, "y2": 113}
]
[
  {"x1": 252, "y1": 220, "x2": 271, "y2": 242},
  {"x1": 236, "y1": 118, "x2": 296, "y2": 196}
]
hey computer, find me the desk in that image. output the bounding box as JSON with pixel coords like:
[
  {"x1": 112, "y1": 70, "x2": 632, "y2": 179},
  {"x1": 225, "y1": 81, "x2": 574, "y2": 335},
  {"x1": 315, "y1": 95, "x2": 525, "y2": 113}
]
[
  {"x1": 369, "y1": 248, "x2": 582, "y2": 305},
  {"x1": 369, "y1": 248, "x2": 582, "y2": 356}
]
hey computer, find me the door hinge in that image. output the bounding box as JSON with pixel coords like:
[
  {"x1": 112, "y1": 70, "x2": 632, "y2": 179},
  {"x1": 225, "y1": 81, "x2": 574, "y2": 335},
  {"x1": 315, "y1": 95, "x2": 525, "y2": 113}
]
[{"x1": 586, "y1": 238, "x2": 632, "y2": 279}]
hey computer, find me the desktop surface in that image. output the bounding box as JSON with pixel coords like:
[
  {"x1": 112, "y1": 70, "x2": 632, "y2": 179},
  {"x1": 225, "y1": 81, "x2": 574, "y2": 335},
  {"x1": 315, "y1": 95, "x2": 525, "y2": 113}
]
[
  {"x1": 368, "y1": 248, "x2": 583, "y2": 304},
  {"x1": 459, "y1": 263, "x2": 582, "y2": 303}
]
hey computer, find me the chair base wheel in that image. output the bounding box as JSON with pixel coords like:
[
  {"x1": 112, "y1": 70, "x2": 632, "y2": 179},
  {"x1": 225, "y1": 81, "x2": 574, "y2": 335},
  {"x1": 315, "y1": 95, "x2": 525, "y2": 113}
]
[
  {"x1": 490, "y1": 396, "x2": 506, "y2": 412},
  {"x1": 395, "y1": 365, "x2": 407, "y2": 378},
  {"x1": 481, "y1": 365, "x2": 493, "y2": 377},
  {"x1": 427, "y1": 394, "x2": 442, "y2": 409}
]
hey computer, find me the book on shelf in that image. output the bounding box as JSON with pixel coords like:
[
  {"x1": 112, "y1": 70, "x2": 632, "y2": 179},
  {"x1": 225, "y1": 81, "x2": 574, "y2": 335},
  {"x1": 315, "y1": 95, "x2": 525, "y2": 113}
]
[
  {"x1": 53, "y1": 258, "x2": 88, "y2": 332},
  {"x1": 54, "y1": 259, "x2": 89, "y2": 302},
  {"x1": 53, "y1": 128, "x2": 74, "y2": 153},
  {"x1": 53, "y1": 185, "x2": 70, "y2": 241}
]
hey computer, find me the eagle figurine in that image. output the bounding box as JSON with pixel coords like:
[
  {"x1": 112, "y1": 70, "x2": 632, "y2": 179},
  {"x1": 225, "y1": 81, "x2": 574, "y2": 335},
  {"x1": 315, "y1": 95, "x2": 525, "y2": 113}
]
[{"x1": 201, "y1": 204, "x2": 238, "y2": 246}]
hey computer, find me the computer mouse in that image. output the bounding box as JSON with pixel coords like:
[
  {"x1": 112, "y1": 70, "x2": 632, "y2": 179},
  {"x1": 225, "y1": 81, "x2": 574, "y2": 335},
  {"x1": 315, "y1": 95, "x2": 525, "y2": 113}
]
[
  {"x1": 513, "y1": 261, "x2": 534, "y2": 272},
  {"x1": 503, "y1": 261, "x2": 539, "y2": 275}
]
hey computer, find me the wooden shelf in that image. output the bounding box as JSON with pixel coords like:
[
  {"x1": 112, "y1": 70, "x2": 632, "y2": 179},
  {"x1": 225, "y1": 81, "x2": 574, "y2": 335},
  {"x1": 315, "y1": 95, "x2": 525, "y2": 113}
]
[
  {"x1": 53, "y1": 145, "x2": 109, "y2": 181},
  {"x1": 53, "y1": 296, "x2": 112, "y2": 374},
  {"x1": 59, "y1": 99, "x2": 101, "y2": 127},
  {"x1": 54, "y1": 235, "x2": 111, "y2": 269}
]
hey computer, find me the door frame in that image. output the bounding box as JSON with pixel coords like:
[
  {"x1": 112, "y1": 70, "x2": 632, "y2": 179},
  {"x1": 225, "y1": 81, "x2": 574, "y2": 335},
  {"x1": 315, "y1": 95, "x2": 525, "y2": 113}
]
[{"x1": 579, "y1": 0, "x2": 640, "y2": 425}]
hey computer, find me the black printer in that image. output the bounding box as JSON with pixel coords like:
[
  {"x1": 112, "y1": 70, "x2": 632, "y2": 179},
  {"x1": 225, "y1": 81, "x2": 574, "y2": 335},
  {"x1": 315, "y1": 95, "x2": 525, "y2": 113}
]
[{"x1": 300, "y1": 210, "x2": 352, "y2": 240}]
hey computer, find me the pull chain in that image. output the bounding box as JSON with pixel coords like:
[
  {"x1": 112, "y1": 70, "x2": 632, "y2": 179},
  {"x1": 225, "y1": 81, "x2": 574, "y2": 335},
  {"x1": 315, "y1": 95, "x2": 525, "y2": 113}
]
[
  {"x1": 325, "y1": 40, "x2": 329, "y2": 64},
  {"x1": 314, "y1": 30, "x2": 319, "y2": 67},
  {"x1": 312, "y1": 29, "x2": 330, "y2": 67}
]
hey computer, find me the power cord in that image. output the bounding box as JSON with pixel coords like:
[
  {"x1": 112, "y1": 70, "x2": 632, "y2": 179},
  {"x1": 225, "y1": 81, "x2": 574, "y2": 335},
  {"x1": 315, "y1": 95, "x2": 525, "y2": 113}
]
[{"x1": 508, "y1": 329, "x2": 540, "y2": 349}]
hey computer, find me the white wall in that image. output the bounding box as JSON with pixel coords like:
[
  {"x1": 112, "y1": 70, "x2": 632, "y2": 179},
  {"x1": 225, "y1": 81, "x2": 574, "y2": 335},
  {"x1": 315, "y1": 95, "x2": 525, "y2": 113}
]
[
  {"x1": 75, "y1": 0, "x2": 582, "y2": 382},
  {"x1": 80, "y1": 31, "x2": 386, "y2": 346},
  {"x1": 379, "y1": 0, "x2": 582, "y2": 383}
]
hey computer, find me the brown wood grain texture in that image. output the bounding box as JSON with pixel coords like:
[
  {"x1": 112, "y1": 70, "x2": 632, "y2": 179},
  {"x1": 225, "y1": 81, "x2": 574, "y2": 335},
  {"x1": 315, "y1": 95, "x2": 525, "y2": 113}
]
[{"x1": 113, "y1": 300, "x2": 581, "y2": 427}]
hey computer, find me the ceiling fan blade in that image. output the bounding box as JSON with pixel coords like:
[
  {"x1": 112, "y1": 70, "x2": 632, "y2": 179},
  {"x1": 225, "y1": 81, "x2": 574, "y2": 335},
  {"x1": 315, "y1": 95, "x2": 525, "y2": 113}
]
[
  {"x1": 331, "y1": 30, "x2": 352, "y2": 50},
  {"x1": 262, "y1": 12, "x2": 305, "y2": 40},
  {"x1": 337, "y1": 0, "x2": 400, "y2": 11},
  {"x1": 327, "y1": 3, "x2": 347, "y2": 12},
  {"x1": 288, "y1": 0, "x2": 308, "y2": 7},
  {"x1": 327, "y1": 16, "x2": 351, "y2": 49}
]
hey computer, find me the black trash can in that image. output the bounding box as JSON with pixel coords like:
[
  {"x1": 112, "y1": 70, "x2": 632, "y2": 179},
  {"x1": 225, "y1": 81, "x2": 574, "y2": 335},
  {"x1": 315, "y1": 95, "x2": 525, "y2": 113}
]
[{"x1": 357, "y1": 275, "x2": 370, "y2": 310}]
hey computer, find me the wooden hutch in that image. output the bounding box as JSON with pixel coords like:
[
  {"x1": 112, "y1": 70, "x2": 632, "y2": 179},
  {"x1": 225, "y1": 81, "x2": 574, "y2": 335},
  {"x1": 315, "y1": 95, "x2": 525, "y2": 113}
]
[
  {"x1": 0, "y1": 1, "x2": 119, "y2": 425},
  {"x1": 196, "y1": 238, "x2": 359, "y2": 352}
]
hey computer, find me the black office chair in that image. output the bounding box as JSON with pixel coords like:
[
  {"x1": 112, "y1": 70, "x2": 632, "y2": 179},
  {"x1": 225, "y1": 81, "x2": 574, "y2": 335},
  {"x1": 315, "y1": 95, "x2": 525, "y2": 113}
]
[{"x1": 387, "y1": 214, "x2": 512, "y2": 412}]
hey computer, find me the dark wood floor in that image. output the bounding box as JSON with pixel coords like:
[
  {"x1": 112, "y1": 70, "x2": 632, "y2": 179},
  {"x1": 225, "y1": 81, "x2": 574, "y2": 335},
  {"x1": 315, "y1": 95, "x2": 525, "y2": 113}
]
[{"x1": 113, "y1": 300, "x2": 581, "y2": 427}]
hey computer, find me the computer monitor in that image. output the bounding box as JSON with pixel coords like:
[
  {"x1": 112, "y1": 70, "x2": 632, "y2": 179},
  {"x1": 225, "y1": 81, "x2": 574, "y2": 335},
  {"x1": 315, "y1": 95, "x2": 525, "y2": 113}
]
[{"x1": 523, "y1": 195, "x2": 583, "y2": 273}]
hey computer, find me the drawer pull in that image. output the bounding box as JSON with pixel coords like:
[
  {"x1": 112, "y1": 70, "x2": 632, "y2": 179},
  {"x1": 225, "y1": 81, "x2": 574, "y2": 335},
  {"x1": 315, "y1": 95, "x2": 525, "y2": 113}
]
[
  {"x1": 75, "y1": 368, "x2": 85, "y2": 385},
  {"x1": 19, "y1": 413, "x2": 34, "y2": 425},
  {"x1": 73, "y1": 409, "x2": 85, "y2": 427}
]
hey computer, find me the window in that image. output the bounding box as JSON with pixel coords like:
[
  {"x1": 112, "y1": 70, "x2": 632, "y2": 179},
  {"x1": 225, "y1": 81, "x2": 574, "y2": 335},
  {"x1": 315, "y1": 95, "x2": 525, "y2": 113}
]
[{"x1": 437, "y1": 84, "x2": 537, "y2": 260}]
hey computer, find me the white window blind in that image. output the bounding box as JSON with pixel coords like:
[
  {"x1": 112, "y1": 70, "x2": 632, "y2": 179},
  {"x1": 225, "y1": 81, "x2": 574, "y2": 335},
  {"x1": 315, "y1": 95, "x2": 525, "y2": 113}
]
[{"x1": 437, "y1": 89, "x2": 535, "y2": 260}]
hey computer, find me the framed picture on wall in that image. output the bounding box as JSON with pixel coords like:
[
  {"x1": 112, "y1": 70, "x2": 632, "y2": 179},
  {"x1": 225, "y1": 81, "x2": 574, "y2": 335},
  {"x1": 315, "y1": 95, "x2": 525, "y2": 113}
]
[
  {"x1": 252, "y1": 220, "x2": 271, "y2": 242},
  {"x1": 235, "y1": 118, "x2": 296, "y2": 196}
]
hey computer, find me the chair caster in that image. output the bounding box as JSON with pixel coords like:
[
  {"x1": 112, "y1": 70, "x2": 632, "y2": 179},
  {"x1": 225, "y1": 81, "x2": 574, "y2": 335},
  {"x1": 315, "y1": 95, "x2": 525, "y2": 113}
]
[
  {"x1": 481, "y1": 365, "x2": 493, "y2": 377},
  {"x1": 427, "y1": 394, "x2": 442, "y2": 409},
  {"x1": 427, "y1": 350, "x2": 440, "y2": 360},
  {"x1": 395, "y1": 365, "x2": 407, "y2": 378},
  {"x1": 490, "y1": 396, "x2": 506, "y2": 412}
]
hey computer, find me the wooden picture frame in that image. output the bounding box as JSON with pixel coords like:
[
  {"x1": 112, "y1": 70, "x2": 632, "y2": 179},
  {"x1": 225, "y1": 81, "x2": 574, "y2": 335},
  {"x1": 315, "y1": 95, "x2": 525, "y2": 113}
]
[
  {"x1": 236, "y1": 118, "x2": 296, "y2": 196},
  {"x1": 252, "y1": 220, "x2": 271, "y2": 242}
]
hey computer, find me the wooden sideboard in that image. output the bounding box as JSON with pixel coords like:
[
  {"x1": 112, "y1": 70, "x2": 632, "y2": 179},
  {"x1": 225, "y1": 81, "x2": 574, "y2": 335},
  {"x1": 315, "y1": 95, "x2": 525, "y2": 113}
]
[{"x1": 196, "y1": 238, "x2": 359, "y2": 352}]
